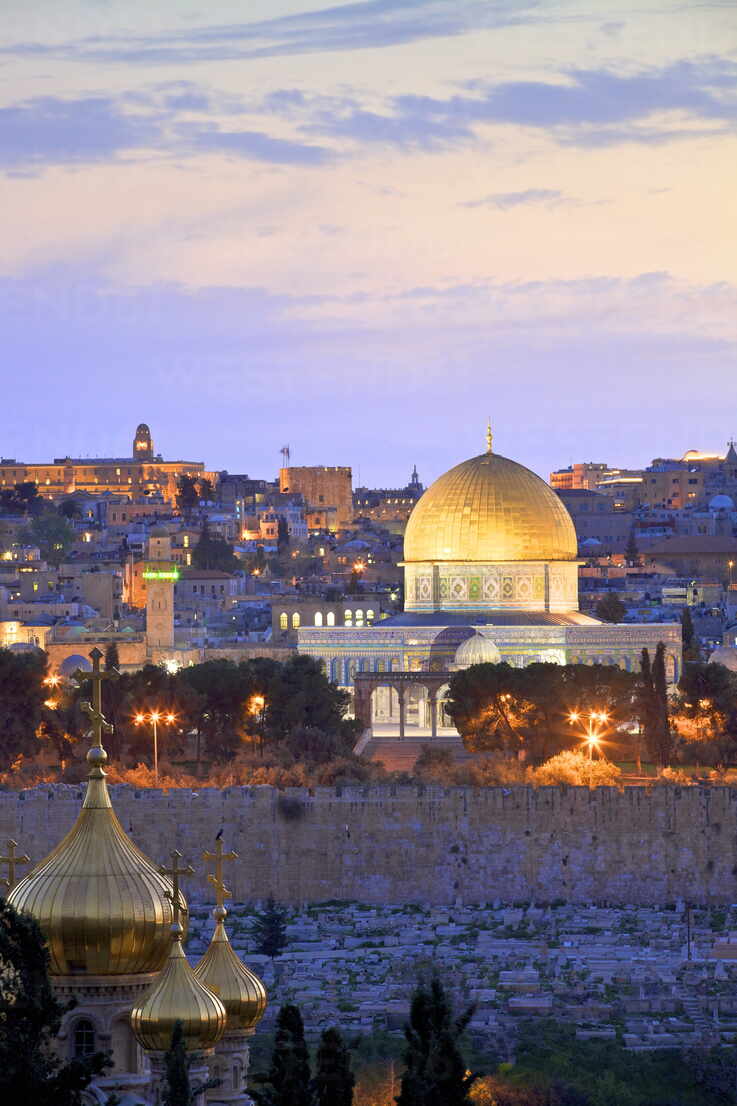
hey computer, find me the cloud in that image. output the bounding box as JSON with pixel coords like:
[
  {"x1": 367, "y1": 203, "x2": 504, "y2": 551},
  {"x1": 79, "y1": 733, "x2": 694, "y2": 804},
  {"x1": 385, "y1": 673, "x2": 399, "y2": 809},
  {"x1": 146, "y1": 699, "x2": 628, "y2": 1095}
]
[
  {"x1": 186, "y1": 125, "x2": 333, "y2": 165},
  {"x1": 298, "y1": 58, "x2": 737, "y2": 148},
  {"x1": 461, "y1": 188, "x2": 565, "y2": 209},
  {"x1": 0, "y1": 90, "x2": 333, "y2": 172},
  {"x1": 0, "y1": 1, "x2": 540, "y2": 66},
  {"x1": 0, "y1": 96, "x2": 163, "y2": 169}
]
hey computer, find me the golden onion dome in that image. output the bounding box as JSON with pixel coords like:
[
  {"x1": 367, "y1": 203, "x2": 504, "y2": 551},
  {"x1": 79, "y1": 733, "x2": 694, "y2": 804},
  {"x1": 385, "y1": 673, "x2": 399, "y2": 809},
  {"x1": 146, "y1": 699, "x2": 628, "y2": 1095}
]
[
  {"x1": 8, "y1": 745, "x2": 181, "y2": 976},
  {"x1": 404, "y1": 448, "x2": 577, "y2": 564},
  {"x1": 130, "y1": 922, "x2": 227, "y2": 1052},
  {"x1": 194, "y1": 908, "x2": 267, "y2": 1033}
]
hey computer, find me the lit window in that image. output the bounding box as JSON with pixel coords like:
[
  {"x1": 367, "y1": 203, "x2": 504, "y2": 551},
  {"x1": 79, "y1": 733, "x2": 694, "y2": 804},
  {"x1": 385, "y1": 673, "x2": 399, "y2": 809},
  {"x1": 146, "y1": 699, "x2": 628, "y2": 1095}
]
[
  {"x1": 344, "y1": 611, "x2": 353, "y2": 625},
  {"x1": 292, "y1": 613, "x2": 301, "y2": 628},
  {"x1": 314, "y1": 612, "x2": 323, "y2": 626},
  {"x1": 366, "y1": 609, "x2": 374, "y2": 622},
  {"x1": 327, "y1": 612, "x2": 335, "y2": 627},
  {"x1": 279, "y1": 612, "x2": 288, "y2": 630}
]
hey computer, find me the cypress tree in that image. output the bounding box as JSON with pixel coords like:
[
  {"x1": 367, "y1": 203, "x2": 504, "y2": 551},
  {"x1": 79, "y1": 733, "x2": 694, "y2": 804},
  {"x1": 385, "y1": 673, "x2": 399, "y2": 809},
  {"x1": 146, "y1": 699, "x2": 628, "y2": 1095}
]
[
  {"x1": 0, "y1": 898, "x2": 109, "y2": 1105},
  {"x1": 251, "y1": 1004, "x2": 313, "y2": 1106},
  {"x1": 250, "y1": 897, "x2": 288, "y2": 960},
  {"x1": 625, "y1": 527, "x2": 639, "y2": 565},
  {"x1": 314, "y1": 1027, "x2": 354, "y2": 1106},
  {"x1": 162, "y1": 1021, "x2": 190, "y2": 1106},
  {"x1": 397, "y1": 977, "x2": 479, "y2": 1106},
  {"x1": 681, "y1": 607, "x2": 700, "y2": 662},
  {"x1": 104, "y1": 642, "x2": 119, "y2": 672},
  {"x1": 652, "y1": 641, "x2": 672, "y2": 767}
]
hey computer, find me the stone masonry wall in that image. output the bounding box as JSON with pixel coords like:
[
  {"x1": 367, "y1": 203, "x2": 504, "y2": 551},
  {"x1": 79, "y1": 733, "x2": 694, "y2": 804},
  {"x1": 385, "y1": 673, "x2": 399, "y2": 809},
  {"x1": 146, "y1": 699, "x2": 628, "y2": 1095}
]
[{"x1": 1, "y1": 784, "x2": 736, "y2": 906}]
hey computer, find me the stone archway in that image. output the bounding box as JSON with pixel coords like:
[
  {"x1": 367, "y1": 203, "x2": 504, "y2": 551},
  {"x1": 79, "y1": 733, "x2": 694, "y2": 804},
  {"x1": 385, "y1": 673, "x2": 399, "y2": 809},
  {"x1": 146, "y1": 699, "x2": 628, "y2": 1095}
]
[{"x1": 354, "y1": 671, "x2": 452, "y2": 739}]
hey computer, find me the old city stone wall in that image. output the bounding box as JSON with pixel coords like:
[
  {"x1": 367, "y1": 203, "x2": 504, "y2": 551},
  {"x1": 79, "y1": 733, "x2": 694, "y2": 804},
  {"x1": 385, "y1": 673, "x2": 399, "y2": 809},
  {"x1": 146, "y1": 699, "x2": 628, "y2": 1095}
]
[{"x1": 1, "y1": 784, "x2": 736, "y2": 906}]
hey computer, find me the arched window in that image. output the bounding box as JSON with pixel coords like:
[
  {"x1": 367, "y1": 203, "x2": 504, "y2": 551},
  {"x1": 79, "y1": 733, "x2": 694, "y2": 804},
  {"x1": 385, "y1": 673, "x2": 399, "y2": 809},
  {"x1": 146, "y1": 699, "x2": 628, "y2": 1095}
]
[
  {"x1": 355, "y1": 608, "x2": 364, "y2": 625},
  {"x1": 366, "y1": 609, "x2": 375, "y2": 622},
  {"x1": 344, "y1": 611, "x2": 353, "y2": 626},
  {"x1": 233, "y1": 1061, "x2": 242, "y2": 1089},
  {"x1": 326, "y1": 611, "x2": 335, "y2": 627},
  {"x1": 73, "y1": 1019, "x2": 96, "y2": 1058},
  {"x1": 279, "y1": 612, "x2": 288, "y2": 630},
  {"x1": 314, "y1": 611, "x2": 323, "y2": 626},
  {"x1": 292, "y1": 612, "x2": 301, "y2": 629}
]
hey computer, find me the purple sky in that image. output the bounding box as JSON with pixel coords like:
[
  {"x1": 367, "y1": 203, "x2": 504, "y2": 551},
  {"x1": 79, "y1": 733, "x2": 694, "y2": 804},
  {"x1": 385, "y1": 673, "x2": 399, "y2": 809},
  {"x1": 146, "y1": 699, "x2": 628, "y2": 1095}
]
[{"x1": 1, "y1": 1, "x2": 736, "y2": 487}]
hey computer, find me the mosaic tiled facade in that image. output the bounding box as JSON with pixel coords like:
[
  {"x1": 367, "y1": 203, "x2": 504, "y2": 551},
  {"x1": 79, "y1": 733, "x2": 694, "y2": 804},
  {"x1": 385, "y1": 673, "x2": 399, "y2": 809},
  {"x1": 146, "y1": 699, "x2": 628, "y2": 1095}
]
[{"x1": 405, "y1": 561, "x2": 579, "y2": 614}]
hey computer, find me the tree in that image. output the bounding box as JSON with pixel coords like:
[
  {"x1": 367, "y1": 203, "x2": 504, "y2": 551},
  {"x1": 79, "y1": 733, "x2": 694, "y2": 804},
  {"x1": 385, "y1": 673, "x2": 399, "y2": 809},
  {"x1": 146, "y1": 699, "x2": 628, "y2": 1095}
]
[
  {"x1": 625, "y1": 527, "x2": 640, "y2": 566},
  {"x1": 250, "y1": 897, "x2": 288, "y2": 960},
  {"x1": 595, "y1": 593, "x2": 626, "y2": 624},
  {"x1": 681, "y1": 607, "x2": 700, "y2": 662},
  {"x1": 104, "y1": 643, "x2": 119, "y2": 672},
  {"x1": 0, "y1": 898, "x2": 109, "y2": 1105},
  {"x1": 396, "y1": 977, "x2": 478, "y2": 1106},
  {"x1": 640, "y1": 645, "x2": 672, "y2": 767},
  {"x1": 277, "y1": 516, "x2": 290, "y2": 554},
  {"x1": 198, "y1": 476, "x2": 214, "y2": 503},
  {"x1": 314, "y1": 1027, "x2": 354, "y2": 1106},
  {"x1": 23, "y1": 512, "x2": 75, "y2": 566},
  {"x1": 176, "y1": 474, "x2": 199, "y2": 521},
  {"x1": 250, "y1": 1004, "x2": 313, "y2": 1106},
  {"x1": 0, "y1": 646, "x2": 48, "y2": 767},
  {"x1": 162, "y1": 1020, "x2": 219, "y2": 1106},
  {"x1": 192, "y1": 519, "x2": 239, "y2": 573}
]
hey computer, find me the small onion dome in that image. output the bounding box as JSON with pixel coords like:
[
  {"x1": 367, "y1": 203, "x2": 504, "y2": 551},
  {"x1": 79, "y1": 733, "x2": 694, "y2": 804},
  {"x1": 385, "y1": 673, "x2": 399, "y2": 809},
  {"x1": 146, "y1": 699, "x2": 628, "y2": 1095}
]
[
  {"x1": 130, "y1": 924, "x2": 226, "y2": 1052},
  {"x1": 194, "y1": 909, "x2": 267, "y2": 1033},
  {"x1": 9, "y1": 745, "x2": 182, "y2": 976},
  {"x1": 453, "y1": 632, "x2": 501, "y2": 669},
  {"x1": 708, "y1": 645, "x2": 737, "y2": 672}
]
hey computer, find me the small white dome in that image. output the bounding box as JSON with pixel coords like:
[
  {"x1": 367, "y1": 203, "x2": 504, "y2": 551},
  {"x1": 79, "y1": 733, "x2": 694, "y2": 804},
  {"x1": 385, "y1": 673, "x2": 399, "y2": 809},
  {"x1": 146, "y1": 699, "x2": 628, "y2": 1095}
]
[
  {"x1": 709, "y1": 494, "x2": 734, "y2": 511},
  {"x1": 454, "y1": 633, "x2": 501, "y2": 668},
  {"x1": 709, "y1": 645, "x2": 737, "y2": 672}
]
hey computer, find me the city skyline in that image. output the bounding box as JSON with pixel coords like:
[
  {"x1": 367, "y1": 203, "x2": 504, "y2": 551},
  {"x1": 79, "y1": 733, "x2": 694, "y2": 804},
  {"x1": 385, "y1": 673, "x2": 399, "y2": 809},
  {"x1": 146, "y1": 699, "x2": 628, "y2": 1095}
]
[{"x1": 2, "y1": 0, "x2": 736, "y2": 484}]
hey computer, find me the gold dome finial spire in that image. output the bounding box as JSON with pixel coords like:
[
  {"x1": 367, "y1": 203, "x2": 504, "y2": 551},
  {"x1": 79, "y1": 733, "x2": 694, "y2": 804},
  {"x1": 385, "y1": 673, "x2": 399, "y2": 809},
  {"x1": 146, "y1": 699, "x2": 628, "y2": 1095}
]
[
  {"x1": 77, "y1": 646, "x2": 114, "y2": 780},
  {"x1": 160, "y1": 850, "x2": 194, "y2": 937},
  {"x1": 194, "y1": 835, "x2": 267, "y2": 1033},
  {"x1": 486, "y1": 418, "x2": 493, "y2": 453},
  {"x1": 203, "y1": 835, "x2": 237, "y2": 922}
]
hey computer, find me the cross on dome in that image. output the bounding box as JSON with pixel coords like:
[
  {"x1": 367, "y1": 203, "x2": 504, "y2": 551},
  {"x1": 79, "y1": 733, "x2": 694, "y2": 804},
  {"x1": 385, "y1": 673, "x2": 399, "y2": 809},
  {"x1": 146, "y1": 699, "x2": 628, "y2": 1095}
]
[
  {"x1": 160, "y1": 849, "x2": 194, "y2": 932},
  {"x1": 1, "y1": 838, "x2": 30, "y2": 892},
  {"x1": 203, "y1": 836, "x2": 237, "y2": 918}
]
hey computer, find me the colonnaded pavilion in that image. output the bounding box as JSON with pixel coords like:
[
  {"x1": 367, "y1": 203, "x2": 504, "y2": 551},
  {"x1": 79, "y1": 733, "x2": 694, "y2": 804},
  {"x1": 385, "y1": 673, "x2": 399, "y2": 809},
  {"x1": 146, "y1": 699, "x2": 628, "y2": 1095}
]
[{"x1": 298, "y1": 429, "x2": 682, "y2": 737}]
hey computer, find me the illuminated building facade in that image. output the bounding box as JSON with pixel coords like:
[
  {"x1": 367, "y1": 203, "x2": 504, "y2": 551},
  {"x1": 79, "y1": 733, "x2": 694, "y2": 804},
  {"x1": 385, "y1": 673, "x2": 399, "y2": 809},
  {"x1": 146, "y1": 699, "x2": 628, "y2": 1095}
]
[
  {"x1": 298, "y1": 433, "x2": 682, "y2": 728},
  {"x1": 0, "y1": 423, "x2": 211, "y2": 506}
]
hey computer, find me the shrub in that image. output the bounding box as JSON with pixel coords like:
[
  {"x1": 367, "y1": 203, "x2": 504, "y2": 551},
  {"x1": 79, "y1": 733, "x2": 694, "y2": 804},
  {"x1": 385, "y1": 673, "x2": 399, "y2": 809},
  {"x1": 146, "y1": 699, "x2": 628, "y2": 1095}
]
[{"x1": 529, "y1": 750, "x2": 622, "y2": 789}]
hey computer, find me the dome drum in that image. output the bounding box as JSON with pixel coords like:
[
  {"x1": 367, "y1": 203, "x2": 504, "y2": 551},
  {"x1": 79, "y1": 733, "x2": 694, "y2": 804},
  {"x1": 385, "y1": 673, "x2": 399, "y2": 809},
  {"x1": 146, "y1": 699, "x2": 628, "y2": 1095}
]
[{"x1": 404, "y1": 560, "x2": 579, "y2": 614}]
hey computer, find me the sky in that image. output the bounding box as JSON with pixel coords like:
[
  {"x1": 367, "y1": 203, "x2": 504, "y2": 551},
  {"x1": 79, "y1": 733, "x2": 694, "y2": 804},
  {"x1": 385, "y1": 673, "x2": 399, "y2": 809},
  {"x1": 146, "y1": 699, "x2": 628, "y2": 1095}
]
[{"x1": 1, "y1": 0, "x2": 736, "y2": 488}]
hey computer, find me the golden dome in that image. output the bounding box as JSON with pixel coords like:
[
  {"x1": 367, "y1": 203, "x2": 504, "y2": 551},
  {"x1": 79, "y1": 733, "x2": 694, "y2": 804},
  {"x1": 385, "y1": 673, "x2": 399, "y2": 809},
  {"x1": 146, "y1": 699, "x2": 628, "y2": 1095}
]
[
  {"x1": 404, "y1": 449, "x2": 577, "y2": 564},
  {"x1": 130, "y1": 924, "x2": 227, "y2": 1052},
  {"x1": 9, "y1": 744, "x2": 180, "y2": 976},
  {"x1": 194, "y1": 912, "x2": 267, "y2": 1033}
]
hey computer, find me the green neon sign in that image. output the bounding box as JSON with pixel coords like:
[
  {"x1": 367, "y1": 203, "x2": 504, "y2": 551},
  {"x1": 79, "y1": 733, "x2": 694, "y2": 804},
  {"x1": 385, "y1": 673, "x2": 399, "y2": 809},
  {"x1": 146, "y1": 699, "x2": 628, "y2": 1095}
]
[{"x1": 143, "y1": 570, "x2": 180, "y2": 581}]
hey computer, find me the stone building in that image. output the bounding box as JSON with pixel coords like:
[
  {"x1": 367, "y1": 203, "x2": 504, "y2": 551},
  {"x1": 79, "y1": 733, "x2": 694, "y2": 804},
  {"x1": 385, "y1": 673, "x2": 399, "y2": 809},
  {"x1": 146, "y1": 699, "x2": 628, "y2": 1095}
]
[
  {"x1": 0, "y1": 422, "x2": 210, "y2": 507},
  {"x1": 279, "y1": 465, "x2": 353, "y2": 532},
  {"x1": 298, "y1": 430, "x2": 682, "y2": 732}
]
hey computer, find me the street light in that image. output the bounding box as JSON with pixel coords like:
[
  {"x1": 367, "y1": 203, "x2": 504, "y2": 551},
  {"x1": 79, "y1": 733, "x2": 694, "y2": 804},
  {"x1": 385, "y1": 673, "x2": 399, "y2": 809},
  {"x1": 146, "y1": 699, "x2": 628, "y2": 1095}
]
[
  {"x1": 134, "y1": 709, "x2": 177, "y2": 785},
  {"x1": 568, "y1": 709, "x2": 609, "y2": 760},
  {"x1": 248, "y1": 694, "x2": 266, "y2": 756}
]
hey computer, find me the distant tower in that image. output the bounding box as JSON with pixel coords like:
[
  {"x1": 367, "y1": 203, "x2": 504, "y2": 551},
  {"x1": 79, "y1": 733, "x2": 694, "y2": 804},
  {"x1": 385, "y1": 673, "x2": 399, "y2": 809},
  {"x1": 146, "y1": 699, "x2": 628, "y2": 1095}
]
[
  {"x1": 144, "y1": 527, "x2": 178, "y2": 653},
  {"x1": 280, "y1": 445, "x2": 290, "y2": 466},
  {"x1": 133, "y1": 423, "x2": 154, "y2": 461},
  {"x1": 410, "y1": 464, "x2": 421, "y2": 489}
]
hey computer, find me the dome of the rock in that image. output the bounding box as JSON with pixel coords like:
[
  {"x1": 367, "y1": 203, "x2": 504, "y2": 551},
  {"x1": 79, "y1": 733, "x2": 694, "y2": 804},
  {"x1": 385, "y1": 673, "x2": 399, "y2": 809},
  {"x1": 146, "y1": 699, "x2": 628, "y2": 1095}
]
[{"x1": 404, "y1": 450, "x2": 577, "y2": 564}]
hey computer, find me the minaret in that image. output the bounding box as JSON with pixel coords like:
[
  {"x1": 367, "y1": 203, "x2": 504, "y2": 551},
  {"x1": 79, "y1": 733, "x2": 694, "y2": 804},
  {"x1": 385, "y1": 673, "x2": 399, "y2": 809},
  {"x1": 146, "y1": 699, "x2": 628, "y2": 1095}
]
[
  {"x1": 131, "y1": 850, "x2": 227, "y2": 1106},
  {"x1": 195, "y1": 837, "x2": 267, "y2": 1104},
  {"x1": 145, "y1": 526, "x2": 178, "y2": 655}
]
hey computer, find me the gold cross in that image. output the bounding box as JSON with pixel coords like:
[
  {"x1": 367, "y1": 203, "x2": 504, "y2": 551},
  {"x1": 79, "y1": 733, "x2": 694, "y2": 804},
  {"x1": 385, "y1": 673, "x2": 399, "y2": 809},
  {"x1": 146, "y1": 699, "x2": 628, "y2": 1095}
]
[
  {"x1": 159, "y1": 849, "x2": 194, "y2": 928},
  {"x1": 0, "y1": 839, "x2": 30, "y2": 892},
  {"x1": 77, "y1": 648, "x2": 114, "y2": 749},
  {"x1": 203, "y1": 837, "x2": 238, "y2": 912}
]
